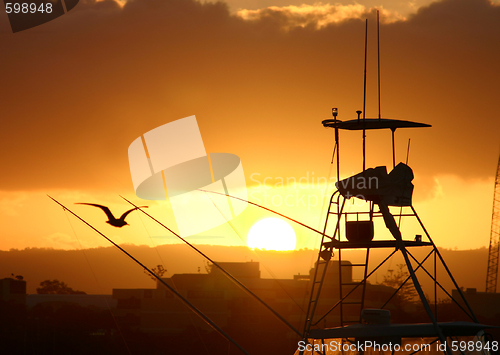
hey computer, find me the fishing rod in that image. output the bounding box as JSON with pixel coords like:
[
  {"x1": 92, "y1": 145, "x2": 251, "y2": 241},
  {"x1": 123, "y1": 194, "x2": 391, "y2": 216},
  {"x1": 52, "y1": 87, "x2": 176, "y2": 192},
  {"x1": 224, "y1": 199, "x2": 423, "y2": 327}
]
[
  {"x1": 197, "y1": 189, "x2": 324, "y2": 236},
  {"x1": 47, "y1": 195, "x2": 250, "y2": 355},
  {"x1": 120, "y1": 195, "x2": 303, "y2": 337}
]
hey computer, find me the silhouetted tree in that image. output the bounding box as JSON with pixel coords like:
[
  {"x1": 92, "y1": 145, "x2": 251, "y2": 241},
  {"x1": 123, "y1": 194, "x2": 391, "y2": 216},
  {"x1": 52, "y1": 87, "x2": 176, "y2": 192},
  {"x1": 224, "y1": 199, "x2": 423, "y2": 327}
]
[
  {"x1": 381, "y1": 264, "x2": 417, "y2": 303},
  {"x1": 144, "y1": 265, "x2": 167, "y2": 281},
  {"x1": 36, "y1": 279, "x2": 86, "y2": 294}
]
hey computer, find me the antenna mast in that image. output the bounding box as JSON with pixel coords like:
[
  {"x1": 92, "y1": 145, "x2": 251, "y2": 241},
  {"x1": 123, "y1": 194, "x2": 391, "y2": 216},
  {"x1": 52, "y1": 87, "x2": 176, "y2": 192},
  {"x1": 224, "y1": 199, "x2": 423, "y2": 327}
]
[
  {"x1": 486, "y1": 154, "x2": 500, "y2": 292},
  {"x1": 377, "y1": 10, "x2": 381, "y2": 120},
  {"x1": 362, "y1": 19, "x2": 368, "y2": 171}
]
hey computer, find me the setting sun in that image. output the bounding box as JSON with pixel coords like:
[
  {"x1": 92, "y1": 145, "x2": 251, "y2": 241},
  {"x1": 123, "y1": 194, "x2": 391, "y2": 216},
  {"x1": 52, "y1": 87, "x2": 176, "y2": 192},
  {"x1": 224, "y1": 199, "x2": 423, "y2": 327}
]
[{"x1": 246, "y1": 217, "x2": 297, "y2": 251}]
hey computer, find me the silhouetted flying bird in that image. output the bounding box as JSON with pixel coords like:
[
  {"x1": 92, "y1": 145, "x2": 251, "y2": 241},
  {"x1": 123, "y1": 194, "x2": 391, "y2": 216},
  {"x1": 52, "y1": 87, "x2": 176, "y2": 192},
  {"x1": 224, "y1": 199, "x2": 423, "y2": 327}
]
[{"x1": 77, "y1": 203, "x2": 147, "y2": 227}]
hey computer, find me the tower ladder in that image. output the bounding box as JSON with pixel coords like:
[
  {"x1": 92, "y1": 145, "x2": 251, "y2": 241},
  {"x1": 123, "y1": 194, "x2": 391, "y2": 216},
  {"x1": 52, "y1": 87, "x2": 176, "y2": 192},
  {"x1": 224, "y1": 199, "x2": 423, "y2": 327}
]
[
  {"x1": 338, "y1": 245, "x2": 370, "y2": 326},
  {"x1": 302, "y1": 192, "x2": 343, "y2": 339}
]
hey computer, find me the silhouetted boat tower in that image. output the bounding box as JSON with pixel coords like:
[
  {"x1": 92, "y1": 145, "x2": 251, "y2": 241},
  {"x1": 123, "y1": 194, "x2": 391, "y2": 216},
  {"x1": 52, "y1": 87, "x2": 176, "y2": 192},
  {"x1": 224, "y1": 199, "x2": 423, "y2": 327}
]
[{"x1": 299, "y1": 12, "x2": 486, "y2": 355}]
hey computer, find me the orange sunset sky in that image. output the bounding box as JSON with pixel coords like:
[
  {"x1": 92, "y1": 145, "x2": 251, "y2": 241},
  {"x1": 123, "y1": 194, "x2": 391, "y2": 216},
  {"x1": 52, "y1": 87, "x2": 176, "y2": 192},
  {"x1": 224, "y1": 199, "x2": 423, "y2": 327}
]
[{"x1": 1, "y1": 0, "x2": 499, "y2": 253}]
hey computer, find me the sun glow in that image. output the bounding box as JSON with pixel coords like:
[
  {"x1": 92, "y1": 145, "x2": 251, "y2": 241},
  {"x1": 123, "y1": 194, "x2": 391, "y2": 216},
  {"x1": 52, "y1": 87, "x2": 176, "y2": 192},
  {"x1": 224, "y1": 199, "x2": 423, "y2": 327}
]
[{"x1": 246, "y1": 218, "x2": 297, "y2": 251}]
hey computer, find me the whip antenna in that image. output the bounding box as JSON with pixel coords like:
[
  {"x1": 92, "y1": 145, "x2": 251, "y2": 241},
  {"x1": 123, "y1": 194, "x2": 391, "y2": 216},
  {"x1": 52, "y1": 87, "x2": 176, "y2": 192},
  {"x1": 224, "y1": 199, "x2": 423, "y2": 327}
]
[
  {"x1": 362, "y1": 18, "x2": 368, "y2": 171},
  {"x1": 377, "y1": 9, "x2": 381, "y2": 120}
]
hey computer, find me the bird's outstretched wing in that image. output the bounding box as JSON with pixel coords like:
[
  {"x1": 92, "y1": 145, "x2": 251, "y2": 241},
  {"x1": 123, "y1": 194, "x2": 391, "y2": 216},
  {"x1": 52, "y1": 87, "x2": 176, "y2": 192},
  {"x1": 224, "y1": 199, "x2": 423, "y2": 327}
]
[
  {"x1": 120, "y1": 206, "x2": 148, "y2": 221},
  {"x1": 76, "y1": 203, "x2": 116, "y2": 221}
]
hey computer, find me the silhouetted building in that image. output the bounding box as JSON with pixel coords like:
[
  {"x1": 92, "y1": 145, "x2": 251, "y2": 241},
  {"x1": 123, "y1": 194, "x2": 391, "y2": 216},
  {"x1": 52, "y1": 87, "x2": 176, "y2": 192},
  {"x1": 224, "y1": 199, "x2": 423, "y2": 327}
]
[
  {"x1": 0, "y1": 278, "x2": 27, "y2": 350},
  {"x1": 112, "y1": 261, "x2": 395, "y2": 336},
  {"x1": 27, "y1": 294, "x2": 116, "y2": 310},
  {"x1": 452, "y1": 288, "x2": 500, "y2": 321},
  {"x1": 0, "y1": 277, "x2": 26, "y2": 305}
]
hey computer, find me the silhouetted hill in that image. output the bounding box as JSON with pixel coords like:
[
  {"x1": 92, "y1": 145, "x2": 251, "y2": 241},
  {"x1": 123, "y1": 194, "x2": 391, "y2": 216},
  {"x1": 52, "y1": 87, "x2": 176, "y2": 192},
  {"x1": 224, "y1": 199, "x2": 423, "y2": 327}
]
[{"x1": 0, "y1": 245, "x2": 489, "y2": 296}]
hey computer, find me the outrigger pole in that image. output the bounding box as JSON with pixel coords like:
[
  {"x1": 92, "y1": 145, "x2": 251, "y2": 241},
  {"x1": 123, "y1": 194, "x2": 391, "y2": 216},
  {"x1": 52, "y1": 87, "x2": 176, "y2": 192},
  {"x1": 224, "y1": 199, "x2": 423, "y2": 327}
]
[
  {"x1": 47, "y1": 195, "x2": 251, "y2": 355},
  {"x1": 197, "y1": 190, "x2": 324, "y2": 236},
  {"x1": 120, "y1": 195, "x2": 303, "y2": 337}
]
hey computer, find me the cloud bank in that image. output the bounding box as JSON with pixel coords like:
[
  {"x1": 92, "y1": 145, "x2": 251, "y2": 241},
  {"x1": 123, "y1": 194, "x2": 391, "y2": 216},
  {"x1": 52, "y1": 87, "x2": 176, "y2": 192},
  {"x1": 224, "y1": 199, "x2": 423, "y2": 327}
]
[
  {"x1": 237, "y1": 3, "x2": 405, "y2": 30},
  {"x1": 0, "y1": 0, "x2": 499, "y2": 192}
]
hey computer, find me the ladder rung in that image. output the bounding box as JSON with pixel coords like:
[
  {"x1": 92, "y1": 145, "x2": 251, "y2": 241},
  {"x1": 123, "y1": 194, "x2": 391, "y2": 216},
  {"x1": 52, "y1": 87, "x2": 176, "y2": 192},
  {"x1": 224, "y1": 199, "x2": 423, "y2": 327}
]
[
  {"x1": 341, "y1": 301, "x2": 362, "y2": 305},
  {"x1": 342, "y1": 282, "x2": 364, "y2": 285}
]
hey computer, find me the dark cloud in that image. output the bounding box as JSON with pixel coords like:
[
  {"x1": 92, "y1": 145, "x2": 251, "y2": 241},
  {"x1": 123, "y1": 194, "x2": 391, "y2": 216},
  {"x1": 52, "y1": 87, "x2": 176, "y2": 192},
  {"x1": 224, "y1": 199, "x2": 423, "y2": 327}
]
[{"x1": 0, "y1": 0, "x2": 499, "y2": 192}]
